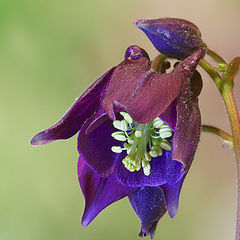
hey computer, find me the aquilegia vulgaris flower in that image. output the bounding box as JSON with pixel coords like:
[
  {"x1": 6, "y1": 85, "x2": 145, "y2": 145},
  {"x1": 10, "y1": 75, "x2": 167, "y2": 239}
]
[{"x1": 31, "y1": 18, "x2": 205, "y2": 239}]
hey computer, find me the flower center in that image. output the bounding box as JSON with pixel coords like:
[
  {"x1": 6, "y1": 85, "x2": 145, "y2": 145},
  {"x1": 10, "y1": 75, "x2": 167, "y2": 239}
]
[{"x1": 111, "y1": 112, "x2": 173, "y2": 176}]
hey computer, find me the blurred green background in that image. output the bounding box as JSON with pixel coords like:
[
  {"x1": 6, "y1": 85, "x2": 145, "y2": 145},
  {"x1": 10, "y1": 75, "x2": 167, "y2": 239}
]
[{"x1": 1, "y1": 0, "x2": 240, "y2": 239}]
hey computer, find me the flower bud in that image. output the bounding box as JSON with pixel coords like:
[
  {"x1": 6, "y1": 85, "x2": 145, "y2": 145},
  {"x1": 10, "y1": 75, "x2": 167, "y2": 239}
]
[{"x1": 136, "y1": 18, "x2": 204, "y2": 59}]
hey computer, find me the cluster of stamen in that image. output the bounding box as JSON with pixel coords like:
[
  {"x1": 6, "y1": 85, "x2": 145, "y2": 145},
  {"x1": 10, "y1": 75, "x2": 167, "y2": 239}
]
[{"x1": 111, "y1": 112, "x2": 173, "y2": 176}]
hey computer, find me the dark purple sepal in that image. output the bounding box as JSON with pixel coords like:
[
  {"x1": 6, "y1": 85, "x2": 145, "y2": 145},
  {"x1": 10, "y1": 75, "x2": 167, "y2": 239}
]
[
  {"x1": 77, "y1": 115, "x2": 119, "y2": 177},
  {"x1": 129, "y1": 186, "x2": 166, "y2": 239},
  {"x1": 125, "y1": 48, "x2": 205, "y2": 123},
  {"x1": 78, "y1": 155, "x2": 135, "y2": 227},
  {"x1": 102, "y1": 55, "x2": 181, "y2": 124},
  {"x1": 102, "y1": 48, "x2": 205, "y2": 124},
  {"x1": 136, "y1": 18, "x2": 203, "y2": 59},
  {"x1": 173, "y1": 98, "x2": 201, "y2": 169},
  {"x1": 172, "y1": 66, "x2": 203, "y2": 169},
  {"x1": 124, "y1": 71, "x2": 183, "y2": 124},
  {"x1": 162, "y1": 176, "x2": 186, "y2": 218},
  {"x1": 101, "y1": 55, "x2": 152, "y2": 120},
  {"x1": 31, "y1": 67, "x2": 115, "y2": 146}
]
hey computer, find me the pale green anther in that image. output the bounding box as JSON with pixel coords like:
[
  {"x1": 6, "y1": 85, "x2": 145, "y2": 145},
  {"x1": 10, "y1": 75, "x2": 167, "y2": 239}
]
[
  {"x1": 121, "y1": 120, "x2": 128, "y2": 131},
  {"x1": 149, "y1": 150, "x2": 159, "y2": 158},
  {"x1": 111, "y1": 131, "x2": 123, "y2": 138},
  {"x1": 127, "y1": 147, "x2": 132, "y2": 155},
  {"x1": 157, "y1": 147, "x2": 163, "y2": 156},
  {"x1": 120, "y1": 112, "x2": 133, "y2": 124},
  {"x1": 152, "y1": 138, "x2": 162, "y2": 147},
  {"x1": 153, "y1": 118, "x2": 164, "y2": 128},
  {"x1": 111, "y1": 146, "x2": 123, "y2": 153},
  {"x1": 159, "y1": 126, "x2": 172, "y2": 139},
  {"x1": 113, "y1": 120, "x2": 122, "y2": 130},
  {"x1": 114, "y1": 135, "x2": 126, "y2": 141},
  {"x1": 111, "y1": 131, "x2": 126, "y2": 141},
  {"x1": 145, "y1": 152, "x2": 152, "y2": 161},
  {"x1": 128, "y1": 168, "x2": 135, "y2": 172},
  {"x1": 132, "y1": 160, "x2": 138, "y2": 167},
  {"x1": 143, "y1": 161, "x2": 151, "y2": 176},
  {"x1": 136, "y1": 165, "x2": 141, "y2": 171},
  {"x1": 123, "y1": 156, "x2": 141, "y2": 172},
  {"x1": 150, "y1": 145, "x2": 162, "y2": 157},
  {"x1": 125, "y1": 155, "x2": 134, "y2": 162},
  {"x1": 128, "y1": 139, "x2": 135, "y2": 144},
  {"x1": 159, "y1": 139, "x2": 172, "y2": 151},
  {"x1": 135, "y1": 130, "x2": 142, "y2": 138}
]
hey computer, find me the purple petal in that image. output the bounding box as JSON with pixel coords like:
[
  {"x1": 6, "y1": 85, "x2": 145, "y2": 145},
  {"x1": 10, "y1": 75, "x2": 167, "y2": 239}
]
[
  {"x1": 162, "y1": 176, "x2": 186, "y2": 218},
  {"x1": 77, "y1": 115, "x2": 119, "y2": 177},
  {"x1": 78, "y1": 155, "x2": 135, "y2": 227},
  {"x1": 116, "y1": 151, "x2": 169, "y2": 187},
  {"x1": 129, "y1": 186, "x2": 166, "y2": 239},
  {"x1": 136, "y1": 18, "x2": 203, "y2": 59},
  {"x1": 159, "y1": 99, "x2": 177, "y2": 131},
  {"x1": 166, "y1": 154, "x2": 185, "y2": 185},
  {"x1": 189, "y1": 70, "x2": 203, "y2": 98},
  {"x1": 172, "y1": 69, "x2": 203, "y2": 169},
  {"x1": 78, "y1": 155, "x2": 100, "y2": 220},
  {"x1": 31, "y1": 67, "x2": 115, "y2": 146},
  {"x1": 85, "y1": 106, "x2": 110, "y2": 135}
]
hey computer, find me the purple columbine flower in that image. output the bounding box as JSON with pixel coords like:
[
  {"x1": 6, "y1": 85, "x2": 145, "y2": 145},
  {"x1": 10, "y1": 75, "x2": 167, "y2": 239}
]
[
  {"x1": 31, "y1": 45, "x2": 205, "y2": 238},
  {"x1": 136, "y1": 18, "x2": 204, "y2": 59}
]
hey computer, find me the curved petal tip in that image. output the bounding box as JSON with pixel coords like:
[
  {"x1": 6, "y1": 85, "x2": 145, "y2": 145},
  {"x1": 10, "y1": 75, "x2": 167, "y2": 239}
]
[
  {"x1": 139, "y1": 221, "x2": 158, "y2": 239},
  {"x1": 30, "y1": 131, "x2": 54, "y2": 146},
  {"x1": 81, "y1": 213, "x2": 92, "y2": 228}
]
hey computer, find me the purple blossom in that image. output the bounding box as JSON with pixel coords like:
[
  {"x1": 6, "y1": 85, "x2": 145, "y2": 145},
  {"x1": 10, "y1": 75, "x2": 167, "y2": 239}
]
[
  {"x1": 136, "y1": 18, "x2": 203, "y2": 59},
  {"x1": 31, "y1": 45, "x2": 205, "y2": 238}
]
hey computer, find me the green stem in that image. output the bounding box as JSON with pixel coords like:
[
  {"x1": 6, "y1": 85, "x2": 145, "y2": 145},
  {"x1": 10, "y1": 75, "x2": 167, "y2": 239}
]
[
  {"x1": 199, "y1": 59, "x2": 223, "y2": 92},
  {"x1": 202, "y1": 125, "x2": 233, "y2": 144},
  {"x1": 201, "y1": 52, "x2": 240, "y2": 240},
  {"x1": 151, "y1": 54, "x2": 167, "y2": 72},
  {"x1": 206, "y1": 48, "x2": 227, "y2": 64}
]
